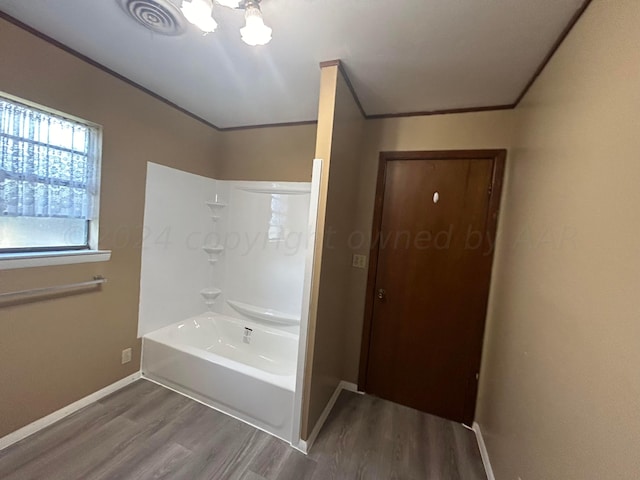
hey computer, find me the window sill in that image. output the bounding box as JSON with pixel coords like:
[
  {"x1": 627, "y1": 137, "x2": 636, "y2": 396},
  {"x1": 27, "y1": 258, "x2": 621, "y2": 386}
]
[{"x1": 0, "y1": 250, "x2": 111, "y2": 270}]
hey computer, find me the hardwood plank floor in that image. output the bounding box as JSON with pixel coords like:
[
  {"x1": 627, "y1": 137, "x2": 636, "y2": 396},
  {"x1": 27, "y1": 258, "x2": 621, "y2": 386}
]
[{"x1": 0, "y1": 380, "x2": 486, "y2": 480}]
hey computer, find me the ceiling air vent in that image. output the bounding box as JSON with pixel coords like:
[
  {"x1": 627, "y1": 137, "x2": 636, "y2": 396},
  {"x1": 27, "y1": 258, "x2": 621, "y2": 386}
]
[{"x1": 117, "y1": 0, "x2": 187, "y2": 36}]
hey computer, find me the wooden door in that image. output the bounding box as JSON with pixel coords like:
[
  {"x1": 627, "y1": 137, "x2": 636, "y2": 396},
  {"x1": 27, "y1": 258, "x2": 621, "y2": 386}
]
[{"x1": 360, "y1": 150, "x2": 505, "y2": 425}]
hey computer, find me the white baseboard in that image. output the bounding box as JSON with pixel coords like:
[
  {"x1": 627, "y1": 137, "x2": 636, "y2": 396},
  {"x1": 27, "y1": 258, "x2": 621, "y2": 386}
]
[
  {"x1": 296, "y1": 380, "x2": 360, "y2": 453},
  {"x1": 472, "y1": 422, "x2": 495, "y2": 480},
  {"x1": 341, "y1": 381, "x2": 360, "y2": 394},
  {"x1": 0, "y1": 372, "x2": 141, "y2": 451}
]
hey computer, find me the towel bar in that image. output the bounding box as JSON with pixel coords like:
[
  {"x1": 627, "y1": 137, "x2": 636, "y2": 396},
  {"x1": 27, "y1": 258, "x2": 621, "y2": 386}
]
[{"x1": 0, "y1": 276, "x2": 106, "y2": 300}]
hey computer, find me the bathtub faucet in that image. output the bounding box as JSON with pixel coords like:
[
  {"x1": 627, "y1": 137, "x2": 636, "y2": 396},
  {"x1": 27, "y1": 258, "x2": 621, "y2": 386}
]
[{"x1": 243, "y1": 327, "x2": 253, "y2": 344}]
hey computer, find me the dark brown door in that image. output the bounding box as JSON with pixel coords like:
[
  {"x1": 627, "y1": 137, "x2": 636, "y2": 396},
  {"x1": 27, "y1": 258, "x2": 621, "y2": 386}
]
[{"x1": 361, "y1": 150, "x2": 505, "y2": 425}]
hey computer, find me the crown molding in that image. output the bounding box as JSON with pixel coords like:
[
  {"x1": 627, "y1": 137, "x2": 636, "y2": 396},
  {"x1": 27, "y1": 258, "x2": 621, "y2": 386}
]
[
  {"x1": 219, "y1": 119, "x2": 318, "y2": 132},
  {"x1": 2, "y1": 0, "x2": 594, "y2": 130},
  {"x1": 0, "y1": 11, "x2": 222, "y2": 131},
  {"x1": 513, "y1": 0, "x2": 593, "y2": 106}
]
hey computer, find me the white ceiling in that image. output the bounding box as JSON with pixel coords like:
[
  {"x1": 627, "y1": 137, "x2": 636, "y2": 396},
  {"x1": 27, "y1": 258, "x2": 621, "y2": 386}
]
[{"x1": 0, "y1": 0, "x2": 586, "y2": 129}]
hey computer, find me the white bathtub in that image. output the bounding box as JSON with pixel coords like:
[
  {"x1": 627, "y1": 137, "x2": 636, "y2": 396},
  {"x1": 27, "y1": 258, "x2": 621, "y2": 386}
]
[{"x1": 141, "y1": 313, "x2": 298, "y2": 441}]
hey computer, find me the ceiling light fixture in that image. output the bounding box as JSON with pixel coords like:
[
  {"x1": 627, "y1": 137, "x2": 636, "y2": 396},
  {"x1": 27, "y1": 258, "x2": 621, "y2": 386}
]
[
  {"x1": 180, "y1": 0, "x2": 272, "y2": 45},
  {"x1": 180, "y1": 0, "x2": 218, "y2": 33},
  {"x1": 240, "y1": 1, "x2": 272, "y2": 46}
]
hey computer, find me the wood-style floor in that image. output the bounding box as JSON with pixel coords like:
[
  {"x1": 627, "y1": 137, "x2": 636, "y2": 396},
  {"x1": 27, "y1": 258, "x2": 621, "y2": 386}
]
[{"x1": 0, "y1": 380, "x2": 487, "y2": 480}]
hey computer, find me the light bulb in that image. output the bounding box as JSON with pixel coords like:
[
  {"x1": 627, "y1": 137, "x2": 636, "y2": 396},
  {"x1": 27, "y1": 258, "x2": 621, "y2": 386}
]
[
  {"x1": 216, "y1": 0, "x2": 241, "y2": 7},
  {"x1": 240, "y1": 6, "x2": 272, "y2": 46},
  {"x1": 181, "y1": 0, "x2": 218, "y2": 33}
]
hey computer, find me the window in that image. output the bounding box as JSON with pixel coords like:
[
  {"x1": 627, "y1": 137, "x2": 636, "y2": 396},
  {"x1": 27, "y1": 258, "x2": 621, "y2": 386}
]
[{"x1": 0, "y1": 92, "x2": 102, "y2": 253}]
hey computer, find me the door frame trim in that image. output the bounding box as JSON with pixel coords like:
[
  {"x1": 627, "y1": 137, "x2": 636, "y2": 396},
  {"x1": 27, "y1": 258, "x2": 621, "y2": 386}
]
[{"x1": 357, "y1": 150, "x2": 507, "y2": 420}]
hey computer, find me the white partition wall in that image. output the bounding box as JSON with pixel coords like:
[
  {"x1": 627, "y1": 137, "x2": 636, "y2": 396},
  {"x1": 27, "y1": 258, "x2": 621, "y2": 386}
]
[
  {"x1": 292, "y1": 159, "x2": 323, "y2": 448},
  {"x1": 138, "y1": 163, "x2": 312, "y2": 337},
  {"x1": 138, "y1": 162, "x2": 322, "y2": 444},
  {"x1": 138, "y1": 163, "x2": 218, "y2": 336},
  {"x1": 221, "y1": 181, "x2": 311, "y2": 331}
]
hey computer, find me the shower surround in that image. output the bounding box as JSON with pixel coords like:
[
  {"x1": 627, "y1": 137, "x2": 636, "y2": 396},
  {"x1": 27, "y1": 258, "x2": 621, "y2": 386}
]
[{"x1": 137, "y1": 162, "x2": 316, "y2": 442}]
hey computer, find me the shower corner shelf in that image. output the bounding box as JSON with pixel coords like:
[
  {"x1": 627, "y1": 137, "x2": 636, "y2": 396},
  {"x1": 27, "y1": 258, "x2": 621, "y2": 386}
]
[
  {"x1": 202, "y1": 245, "x2": 224, "y2": 253},
  {"x1": 206, "y1": 201, "x2": 227, "y2": 221},
  {"x1": 202, "y1": 244, "x2": 224, "y2": 263},
  {"x1": 200, "y1": 287, "x2": 222, "y2": 300},
  {"x1": 200, "y1": 288, "x2": 222, "y2": 309},
  {"x1": 227, "y1": 299, "x2": 300, "y2": 326}
]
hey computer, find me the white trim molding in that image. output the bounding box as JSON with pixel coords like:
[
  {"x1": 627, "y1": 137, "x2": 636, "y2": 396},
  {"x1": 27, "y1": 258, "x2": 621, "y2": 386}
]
[
  {"x1": 0, "y1": 372, "x2": 140, "y2": 451},
  {"x1": 295, "y1": 381, "x2": 360, "y2": 454},
  {"x1": 473, "y1": 422, "x2": 495, "y2": 480},
  {"x1": 0, "y1": 250, "x2": 111, "y2": 270},
  {"x1": 291, "y1": 159, "x2": 323, "y2": 451}
]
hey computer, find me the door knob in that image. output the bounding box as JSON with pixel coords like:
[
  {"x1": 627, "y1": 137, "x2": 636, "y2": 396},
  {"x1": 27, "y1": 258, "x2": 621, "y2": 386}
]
[{"x1": 377, "y1": 288, "x2": 386, "y2": 301}]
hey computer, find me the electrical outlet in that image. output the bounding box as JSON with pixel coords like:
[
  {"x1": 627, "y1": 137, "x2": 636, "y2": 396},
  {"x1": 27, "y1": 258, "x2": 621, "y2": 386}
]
[
  {"x1": 352, "y1": 254, "x2": 367, "y2": 269},
  {"x1": 121, "y1": 348, "x2": 132, "y2": 364}
]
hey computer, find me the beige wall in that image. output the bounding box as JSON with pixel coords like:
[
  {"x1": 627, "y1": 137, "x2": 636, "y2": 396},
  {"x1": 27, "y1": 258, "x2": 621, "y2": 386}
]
[
  {"x1": 343, "y1": 111, "x2": 515, "y2": 382},
  {"x1": 5, "y1": 4, "x2": 638, "y2": 478},
  {"x1": 0, "y1": 19, "x2": 221, "y2": 437},
  {"x1": 301, "y1": 65, "x2": 366, "y2": 438},
  {"x1": 0, "y1": 17, "x2": 317, "y2": 441},
  {"x1": 476, "y1": 0, "x2": 640, "y2": 478},
  {"x1": 217, "y1": 124, "x2": 317, "y2": 181}
]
